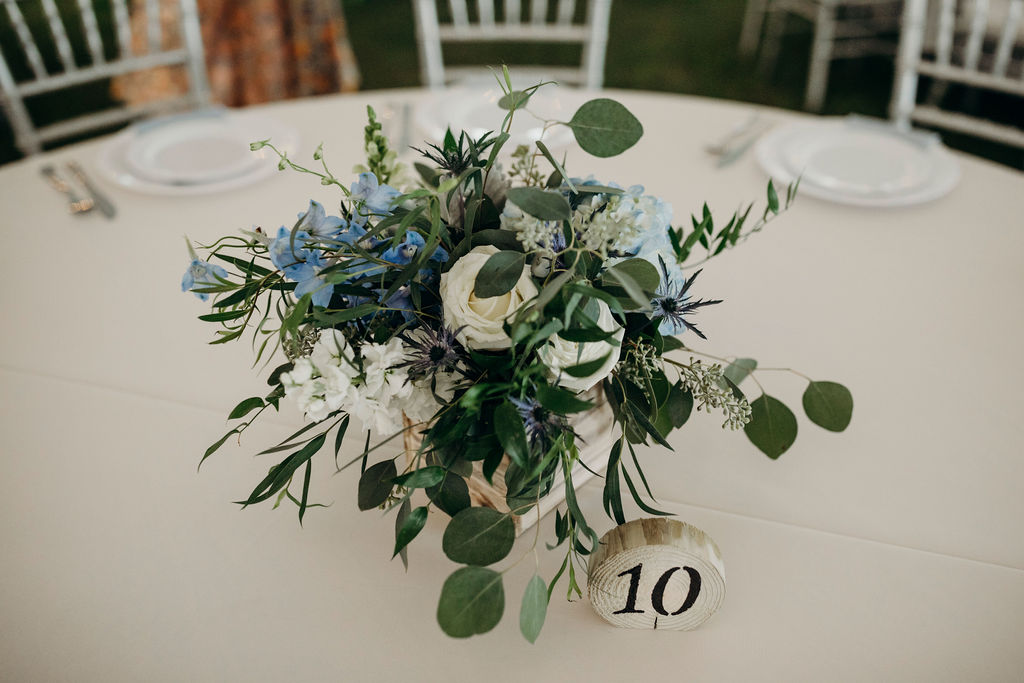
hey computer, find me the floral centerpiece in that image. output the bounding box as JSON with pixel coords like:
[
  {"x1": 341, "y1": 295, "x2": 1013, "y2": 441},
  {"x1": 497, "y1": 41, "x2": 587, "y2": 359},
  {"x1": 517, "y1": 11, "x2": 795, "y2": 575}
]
[{"x1": 184, "y1": 71, "x2": 852, "y2": 642}]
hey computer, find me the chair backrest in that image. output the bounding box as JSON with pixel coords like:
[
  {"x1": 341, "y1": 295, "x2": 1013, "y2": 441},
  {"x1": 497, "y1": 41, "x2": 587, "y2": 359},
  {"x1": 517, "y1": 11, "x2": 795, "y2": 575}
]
[
  {"x1": 412, "y1": 0, "x2": 612, "y2": 90},
  {"x1": 0, "y1": 0, "x2": 209, "y2": 156},
  {"x1": 891, "y1": 0, "x2": 1024, "y2": 148}
]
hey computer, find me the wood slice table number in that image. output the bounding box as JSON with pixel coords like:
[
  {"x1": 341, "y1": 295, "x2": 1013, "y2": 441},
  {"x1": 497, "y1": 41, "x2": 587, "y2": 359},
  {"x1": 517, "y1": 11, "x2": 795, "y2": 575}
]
[{"x1": 588, "y1": 518, "x2": 726, "y2": 630}]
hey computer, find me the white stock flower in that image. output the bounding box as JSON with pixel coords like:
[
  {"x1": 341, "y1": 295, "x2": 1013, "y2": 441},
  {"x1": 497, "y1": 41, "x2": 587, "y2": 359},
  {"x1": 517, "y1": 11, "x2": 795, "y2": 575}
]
[
  {"x1": 439, "y1": 245, "x2": 539, "y2": 350},
  {"x1": 538, "y1": 299, "x2": 623, "y2": 392},
  {"x1": 403, "y1": 371, "x2": 458, "y2": 424}
]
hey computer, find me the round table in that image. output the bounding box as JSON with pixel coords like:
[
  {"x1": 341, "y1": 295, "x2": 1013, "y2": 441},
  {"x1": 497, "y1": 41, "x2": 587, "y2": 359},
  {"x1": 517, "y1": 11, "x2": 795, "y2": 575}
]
[{"x1": 1, "y1": 88, "x2": 1022, "y2": 681}]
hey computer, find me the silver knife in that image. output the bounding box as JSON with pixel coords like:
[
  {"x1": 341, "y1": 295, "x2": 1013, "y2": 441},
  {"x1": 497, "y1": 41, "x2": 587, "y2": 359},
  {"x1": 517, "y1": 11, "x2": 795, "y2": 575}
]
[{"x1": 65, "y1": 161, "x2": 117, "y2": 219}]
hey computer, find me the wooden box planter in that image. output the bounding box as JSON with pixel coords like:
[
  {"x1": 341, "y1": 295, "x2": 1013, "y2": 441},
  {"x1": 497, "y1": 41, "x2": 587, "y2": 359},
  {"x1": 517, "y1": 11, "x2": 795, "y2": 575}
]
[{"x1": 404, "y1": 387, "x2": 619, "y2": 535}]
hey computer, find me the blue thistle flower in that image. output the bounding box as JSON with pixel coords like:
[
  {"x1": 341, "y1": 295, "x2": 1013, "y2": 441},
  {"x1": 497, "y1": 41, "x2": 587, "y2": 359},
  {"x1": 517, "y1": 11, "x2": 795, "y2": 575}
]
[
  {"x1": 509, "y1": 396, "x2": 569, "y2": 450},
  {"x1": 650, "y1": 259, "x2": 722, "y2": 339}
]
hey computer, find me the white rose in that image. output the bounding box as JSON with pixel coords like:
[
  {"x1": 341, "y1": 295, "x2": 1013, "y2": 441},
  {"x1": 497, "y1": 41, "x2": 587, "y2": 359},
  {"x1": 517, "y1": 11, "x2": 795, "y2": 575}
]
[
  {"x1": 440, "y1": 245, "x2": 539, "y2": 350},
  {"x1": 538, "y1": 299, "x2": 623, "y2": 392}
]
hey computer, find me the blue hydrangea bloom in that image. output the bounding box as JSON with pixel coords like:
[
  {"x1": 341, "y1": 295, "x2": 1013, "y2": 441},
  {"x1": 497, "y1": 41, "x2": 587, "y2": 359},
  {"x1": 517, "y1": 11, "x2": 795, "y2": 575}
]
[
  {"x1": 296, "y1": 199, "x2": 346, "y2": 239},
  {"x1": 181, "y1": 259, "x2": 228, "y2": 301},
  {"x1": 351, "y1": 172, "x2": 400, "y2": 216}
]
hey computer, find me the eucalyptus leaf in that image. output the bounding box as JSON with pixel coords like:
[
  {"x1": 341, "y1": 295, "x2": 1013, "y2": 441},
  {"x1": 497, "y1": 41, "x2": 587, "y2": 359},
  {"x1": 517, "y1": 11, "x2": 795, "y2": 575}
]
[
  {"x1": 506, "y1": 187, "x2": 571, "y2": 221},
  {"x1": 474, "y1": 251, "x2": 526, "y2": 299},
  {"x1": 437, "y1": 566, "x2": 505, "y2": 638},
  {"x1": 520, "y1": 574, "x2": 548, "y2": 643},
  {"x1": 744, "y1": 394, "x2": 798, "y2": 459},
  {"x1": 802, "y1": 381, "x2": 853, "y2": 432},
  {"x1": 667, "y1": 383, "x2": 694, "y2": 428},
  {"x1": 563, "y1": 353, "x2": 611, "y2": 378},
  {"x1": 498, "y1": 90, "x2": 531, "y2": 110},
  {"x1": 723, "y1": 358, "x2": 758, "y2": 386},
  {"x1": 357, "y1": 460, "x2": 397, "y2": 510},
  {"x1": 442, "y1": 507, "x2": 515, "y2": 566},
  {"x1": 471, "y1": 228, "x2": 524, "y2": 252},
  {"x1": 603, "y1": 258, "x2": 660, "y2": 293},
  {"x1": 536, "y1": 384, "x2": 594, "y2": 414},
  {"x1": 427, "y1": 473, "x2": 471, "y2": 517},
  {"x1": 567, "y1": 98, "x2": 643, "y2": 158}
]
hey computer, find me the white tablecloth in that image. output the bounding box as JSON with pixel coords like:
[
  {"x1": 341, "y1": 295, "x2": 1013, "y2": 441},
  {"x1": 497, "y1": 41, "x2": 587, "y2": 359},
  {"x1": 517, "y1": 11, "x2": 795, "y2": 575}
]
[{"x1": 1, "y1": 88, "x2": 1022, "y2": 681}]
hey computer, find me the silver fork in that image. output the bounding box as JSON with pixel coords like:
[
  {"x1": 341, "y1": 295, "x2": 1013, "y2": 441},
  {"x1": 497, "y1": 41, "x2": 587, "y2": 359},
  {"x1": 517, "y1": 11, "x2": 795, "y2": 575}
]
[
  {"x1": 41, "y1": 165, "x2": 94, "y2": 215},
  {"x1": 66, "y1": 161, "x2": 116, "y2": 218}
]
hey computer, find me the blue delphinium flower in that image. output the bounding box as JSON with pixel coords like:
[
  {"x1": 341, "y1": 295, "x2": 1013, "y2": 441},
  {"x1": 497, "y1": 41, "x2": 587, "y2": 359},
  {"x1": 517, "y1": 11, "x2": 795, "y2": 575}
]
[
  {"x1": 351, "y1": 172, "x2": 400, "y2": 216},
  {"x1": 383, "y1": 285, "x2": 416, "y2": 322},
  {"x1": 268, "y1": 227, "x2": 333, "y2": 307},
  {"x1": 296, "y1": 199, "x2": 346, "y2": 239},
  {"x1": 381, "y1": 230, "x2": 450, "y2": 267},
  {"x1": 650, "y1": 259, "x2": 721, "y2": 339},
  {"x1": 181, "y1": 258, "x2": 228, "y2": 301}
]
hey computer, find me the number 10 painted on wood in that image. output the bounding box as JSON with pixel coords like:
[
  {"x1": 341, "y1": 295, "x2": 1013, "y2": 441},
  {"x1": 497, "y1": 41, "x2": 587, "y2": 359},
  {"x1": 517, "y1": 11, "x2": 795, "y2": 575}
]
[{"x1": 588, "y1": 519, "x2": 725, "y2": 630}]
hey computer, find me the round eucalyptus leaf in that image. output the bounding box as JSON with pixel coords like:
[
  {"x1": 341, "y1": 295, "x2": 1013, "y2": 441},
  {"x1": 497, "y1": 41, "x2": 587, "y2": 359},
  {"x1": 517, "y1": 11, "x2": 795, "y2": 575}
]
[
  {"x1": 498, "y1": 90, "x2": 531, "y2": 110},
  {"x1": 802, "y1": 381, "x2": 853, "y2": 432},
  {"x1": 427, "y1": 473, "x2": 471, "y2": 517},
  {"x1": 357, "y1": 460, "x2": 397, "y2": 511},
  {"x1": 744, "y1": 394, "x2": 798, "y2": 459},
  {"x1": 568, "y1": 98, "x2": 643, "y2": 158},
  {"x1": 442, "y1": 507, "x2": 515, "y2": 566},
  {"x1": 437, "y1": 566, "x2": 505, "y2": 638},
  {"x1": 723, "y1": 358, "x2": 757, "y2": 387},
  {"x1": 505, "y1": 186, "x2": 572, "y2": 221}
]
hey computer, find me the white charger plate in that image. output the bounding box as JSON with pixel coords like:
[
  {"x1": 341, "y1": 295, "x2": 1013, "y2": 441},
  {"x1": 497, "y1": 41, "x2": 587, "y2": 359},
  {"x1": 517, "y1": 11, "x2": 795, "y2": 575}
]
[
  {"x1": 96, "y1": 110, "x2": 300, "y2": 196},
  {"x1": 416, "y1": 85, "x2": 587, "y2": 150},
  {"x1": 755, "y1": 117, "x2": 960, "y2": 207}
]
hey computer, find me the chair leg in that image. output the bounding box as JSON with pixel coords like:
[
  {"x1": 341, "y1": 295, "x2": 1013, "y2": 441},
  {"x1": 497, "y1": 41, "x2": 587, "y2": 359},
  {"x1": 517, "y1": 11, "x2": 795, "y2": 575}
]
[
  {"x1": 758, "y1": 4, "x2": 787, "y2": 76},
  {"x1": 739, "y1": 0, "x2": 770, "y2": 56},
  {"x1": 804, "y1": 2, "x2": 836, "y2": 112}
]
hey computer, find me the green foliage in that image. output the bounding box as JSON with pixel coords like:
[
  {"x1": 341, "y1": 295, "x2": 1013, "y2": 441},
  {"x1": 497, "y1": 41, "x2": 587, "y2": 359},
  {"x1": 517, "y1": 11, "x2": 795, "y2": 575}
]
[
  {"x1": 393, "y1": 505, "x2": 428, "y2": 557},
  {"x1": 519, "y1": 575, "x2": 549, "y2": 643},
  {"x1": 437, "y1": 567, "x2": 505, "y2": 638},
  {"x1": 723, "y1": 358, "x2": 758, "y2": 386},
  {"x1": 568, "y1": 98, "x2": 644, "y2": 157},
  {"x1": 803, "y1": 381, "x2": 854, "y2": 432},
  {"x1": 744, "y1": 394, "x2": 799, "y2": 459},
  {"x1": 505, "y1": 186, "x2": 572, "y2": 221},
  {"x1": 185, "y1": 69, "x2": 853, "y2": 644},
  {"x1": 357, "y1": 460, "x2": 397, "y2": 510},
  {"x1": 442, "y1": 508, "x2": 515, "y2": 566},
  {"x1": 474, "y1": 250, "x2": 527, "y2": 298}
]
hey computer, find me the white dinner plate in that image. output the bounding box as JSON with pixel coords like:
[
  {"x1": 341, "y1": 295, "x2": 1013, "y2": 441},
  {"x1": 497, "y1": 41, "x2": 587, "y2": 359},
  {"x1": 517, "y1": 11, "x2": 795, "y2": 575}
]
[
  {"x1": 123, "y1": 110, "x2": 261, "y2": 185},
  {"x1": 755, "y1": 116, "x2": 960, "y2": 207},
  {"x1": 416, "y1": 85, "x2": 588, "y2": 150},
  {"x1": 96, "y1": 110, "x2": 300, "y2": 196}
]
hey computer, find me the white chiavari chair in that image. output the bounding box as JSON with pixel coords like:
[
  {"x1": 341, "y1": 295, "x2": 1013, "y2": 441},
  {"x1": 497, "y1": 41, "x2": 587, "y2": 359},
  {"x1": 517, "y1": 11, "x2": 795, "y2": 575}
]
[
  {"x1": 891, "y1": 0, "x2": 1024, "y2": 147},
  {"x1": 740, "y1": 0, "x2": 902, "y2": 111},
  {"x1": 0, "y1": 0, "x2": 209, "y2": 156},
  {"x1": 411, "y1": 0, "x2": 612, "y2": 89}
]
